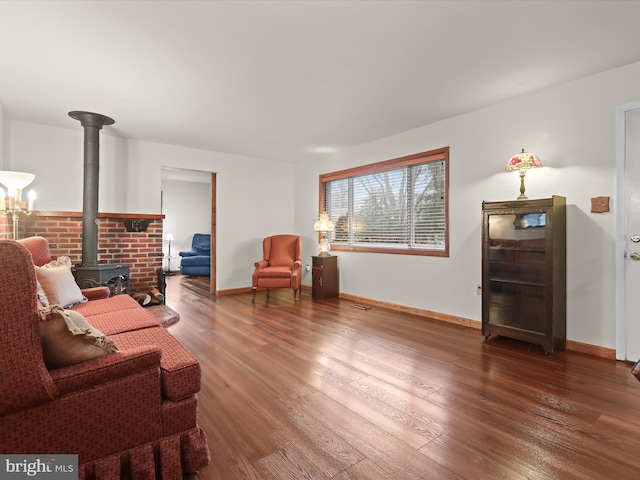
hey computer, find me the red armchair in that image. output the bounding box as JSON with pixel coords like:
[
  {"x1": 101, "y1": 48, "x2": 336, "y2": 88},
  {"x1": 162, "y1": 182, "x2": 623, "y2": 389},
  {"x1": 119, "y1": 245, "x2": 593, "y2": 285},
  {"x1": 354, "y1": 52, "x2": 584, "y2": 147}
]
[{"x1": 252, "y1": 234, "x2": 302, "y2": 302}]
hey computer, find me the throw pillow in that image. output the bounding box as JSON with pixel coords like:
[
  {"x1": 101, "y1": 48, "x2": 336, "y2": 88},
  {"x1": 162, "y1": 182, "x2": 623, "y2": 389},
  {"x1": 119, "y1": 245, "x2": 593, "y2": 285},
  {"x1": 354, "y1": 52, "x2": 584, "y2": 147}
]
[
  {"x1": 36, "y1": 280, "x2": 50, "y2": 307},
  {"x1": 35, "y1": 265, "x2": 86, "y2": 308},
  {"x1": 38, "y1": 305, "x2": 119, "y2": 369},
  {"x1": 44, "y1": 255, "x2": 72, "y2": 269}
]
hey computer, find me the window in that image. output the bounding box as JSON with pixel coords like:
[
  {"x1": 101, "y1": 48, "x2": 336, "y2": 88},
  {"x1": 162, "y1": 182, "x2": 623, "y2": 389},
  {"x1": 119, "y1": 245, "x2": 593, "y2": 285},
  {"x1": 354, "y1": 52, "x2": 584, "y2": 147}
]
[{"x1": 319, "y1": 147, "x2": 449, "y2": 256}]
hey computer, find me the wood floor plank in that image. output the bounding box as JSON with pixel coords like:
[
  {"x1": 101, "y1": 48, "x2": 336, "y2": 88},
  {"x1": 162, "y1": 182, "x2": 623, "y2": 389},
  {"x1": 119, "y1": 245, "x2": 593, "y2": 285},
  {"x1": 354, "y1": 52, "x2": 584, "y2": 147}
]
[
  {"x1": 239, "y1": 346, "x2": 367, "y2": 478},
  {"x1": 254, "y1": 444, "x2": 327, "y2": 480},
  {"x1": 196, "y1": 403, "x2": 264, "y2": 480},
  {"x1": 263, "y1": 399, "x2": 365, "y2": 478},
  {"x1": 423, "y1": 378, "x2": 640, "y2": 479},
  {"x1": 331, "y1": 458, "x2": 398, "y2": 480},
  {"x1": 198, "y1": 370, "x2": 288, "y2": 464},
  {"x1": 323, "y1": 343, "x2": 441, "y2": 398},
  {"x1": 350, "y1": 375, "x2": 448, "y2": 433},
  {"x1": 257, "y1": 343, "x2": 367, "y2": 395},
  {"x1": 165, "y1": 276, "x2": 640, "y2": 480},
  {"x1": 420, "y1": 434, "x2": 534, "y2": 480},
  {"x1": 297, "y1": 391, "x2": 460, "y2": 479},
  {"x1": 312, "y1": 374, "x2": 440, "y2": 450}
]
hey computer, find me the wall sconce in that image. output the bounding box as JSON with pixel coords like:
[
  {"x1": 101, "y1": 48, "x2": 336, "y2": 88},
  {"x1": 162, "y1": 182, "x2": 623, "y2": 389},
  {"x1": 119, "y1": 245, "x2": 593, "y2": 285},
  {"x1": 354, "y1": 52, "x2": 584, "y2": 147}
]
[
  {"x1": 313, "y1": 212, "x2": 335, "y2": 256},
  {"x1": 0, "y1": 171, "x2": 36, "y2": 239},
  {"x1": 505, "y1": 149, "x2": 542, "y2": 200}
]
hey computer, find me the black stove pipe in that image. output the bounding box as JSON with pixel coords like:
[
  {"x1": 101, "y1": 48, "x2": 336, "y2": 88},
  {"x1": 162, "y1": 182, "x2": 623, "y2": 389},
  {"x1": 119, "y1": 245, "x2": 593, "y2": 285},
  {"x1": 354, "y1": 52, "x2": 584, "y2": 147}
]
[{"x1": 68, "y1": 111, "x2": 115, "y2": 267}]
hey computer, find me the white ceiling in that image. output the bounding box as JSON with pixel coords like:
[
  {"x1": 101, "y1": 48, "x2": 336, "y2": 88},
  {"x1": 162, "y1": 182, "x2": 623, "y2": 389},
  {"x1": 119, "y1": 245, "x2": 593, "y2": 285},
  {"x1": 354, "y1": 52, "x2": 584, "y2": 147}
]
[{"x1": 1, "y1": 0, "x2": 640, "y2": 163}]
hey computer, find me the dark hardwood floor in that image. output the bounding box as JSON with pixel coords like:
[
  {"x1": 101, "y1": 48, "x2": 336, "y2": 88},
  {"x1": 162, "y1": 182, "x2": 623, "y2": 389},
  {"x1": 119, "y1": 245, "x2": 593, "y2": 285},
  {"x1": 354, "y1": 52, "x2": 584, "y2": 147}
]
[{"x1": 165, "y1": 275, "x2": 640, "y2": 480}]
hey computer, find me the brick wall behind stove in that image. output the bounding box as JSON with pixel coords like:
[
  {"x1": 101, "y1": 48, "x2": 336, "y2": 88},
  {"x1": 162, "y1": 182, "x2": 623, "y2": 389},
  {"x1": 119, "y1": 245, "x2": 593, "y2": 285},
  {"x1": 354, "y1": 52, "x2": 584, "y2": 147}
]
[{"x1": 22, "y1": 212, "x2": 164, "y2": 293}]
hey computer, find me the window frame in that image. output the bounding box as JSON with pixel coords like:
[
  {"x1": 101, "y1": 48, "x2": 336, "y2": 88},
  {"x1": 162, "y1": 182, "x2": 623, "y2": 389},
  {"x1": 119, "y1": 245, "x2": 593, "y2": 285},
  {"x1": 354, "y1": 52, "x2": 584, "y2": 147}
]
[{"x1": 318, "y1": 147, "x2": 449, "y2": 257}]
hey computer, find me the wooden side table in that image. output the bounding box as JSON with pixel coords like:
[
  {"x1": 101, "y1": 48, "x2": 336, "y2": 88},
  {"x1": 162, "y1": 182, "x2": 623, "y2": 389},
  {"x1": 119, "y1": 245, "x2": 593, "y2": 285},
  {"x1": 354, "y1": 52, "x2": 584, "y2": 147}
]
[{"x1": 312, "y1": 255, "x2": 338, "y2": 299}]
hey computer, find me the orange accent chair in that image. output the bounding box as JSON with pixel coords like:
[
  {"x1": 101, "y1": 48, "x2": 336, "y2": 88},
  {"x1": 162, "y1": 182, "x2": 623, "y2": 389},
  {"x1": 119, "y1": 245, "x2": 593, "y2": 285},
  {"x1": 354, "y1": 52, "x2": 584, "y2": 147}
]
[{"x1": 252, "y1": 234, "x2": 302, "y2": 302}]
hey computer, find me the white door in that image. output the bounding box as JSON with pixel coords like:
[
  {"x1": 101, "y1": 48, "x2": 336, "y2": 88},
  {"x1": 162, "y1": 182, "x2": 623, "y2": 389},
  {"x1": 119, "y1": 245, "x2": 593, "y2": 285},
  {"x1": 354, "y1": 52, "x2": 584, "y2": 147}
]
[{"x1": 624, "y1": 107, "x2": 640, "y2": 361}]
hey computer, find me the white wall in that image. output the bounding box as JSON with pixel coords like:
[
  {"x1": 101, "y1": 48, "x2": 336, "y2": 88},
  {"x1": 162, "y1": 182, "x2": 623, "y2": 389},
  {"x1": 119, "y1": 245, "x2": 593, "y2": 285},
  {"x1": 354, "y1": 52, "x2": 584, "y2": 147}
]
[
  {"x1": 0, "y1": 100, "x2": 8, "y2": 169},
  {"x1": 161, "y1": 178, "x2": 211, "y2": 270},
  {"x1": 9, "y1": 124, "x2": 294, "y2": 291},
  {"x1": 295, "y1": 61, "x2": 640, "y2": 350},
  {"x1": 10, "y1": 121, "x2": 110, "y2": 212}
]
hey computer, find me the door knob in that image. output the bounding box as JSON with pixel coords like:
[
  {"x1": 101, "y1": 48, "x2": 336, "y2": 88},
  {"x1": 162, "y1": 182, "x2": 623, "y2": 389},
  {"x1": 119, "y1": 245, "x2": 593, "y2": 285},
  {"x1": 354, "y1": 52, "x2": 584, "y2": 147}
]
[
  {"x1": 631, "y1": 235, "x2": 640, "y2": 243},
  {"x1": 630, "y1": 252, "x2": 640, "y2": 261}
]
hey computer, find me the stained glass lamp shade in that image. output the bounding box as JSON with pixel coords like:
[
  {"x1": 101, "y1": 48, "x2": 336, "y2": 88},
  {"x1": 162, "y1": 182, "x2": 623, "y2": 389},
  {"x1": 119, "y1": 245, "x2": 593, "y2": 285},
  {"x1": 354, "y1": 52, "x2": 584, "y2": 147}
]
[{"x1": 505, "y1": 149, "x2": 542, "y2": 200}]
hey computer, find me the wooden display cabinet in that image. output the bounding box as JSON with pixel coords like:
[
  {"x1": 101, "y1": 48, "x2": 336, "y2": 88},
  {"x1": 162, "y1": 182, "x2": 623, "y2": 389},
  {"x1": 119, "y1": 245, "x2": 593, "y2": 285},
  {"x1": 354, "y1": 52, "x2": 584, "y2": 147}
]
[
  {"x1": 481, "y1": 196, "x2": 566, "y2": 354},
  {"x1": 312, "y1": 255, "x2": 339, "y2": 299}
]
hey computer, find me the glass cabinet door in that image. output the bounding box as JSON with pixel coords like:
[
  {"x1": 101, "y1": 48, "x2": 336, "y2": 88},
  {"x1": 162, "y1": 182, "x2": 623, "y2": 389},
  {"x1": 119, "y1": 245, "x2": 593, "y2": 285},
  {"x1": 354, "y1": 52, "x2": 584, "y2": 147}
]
[{"x1": 486, "y1": 211, "x2": 547, "y2": 333}]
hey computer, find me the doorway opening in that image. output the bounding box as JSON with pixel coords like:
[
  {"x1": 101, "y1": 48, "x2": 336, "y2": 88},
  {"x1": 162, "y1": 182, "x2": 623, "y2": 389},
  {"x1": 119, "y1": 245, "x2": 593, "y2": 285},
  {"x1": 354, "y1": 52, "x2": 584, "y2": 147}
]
[{"x1": 161, "y1": 167, "x2": 216, "y2": 294}]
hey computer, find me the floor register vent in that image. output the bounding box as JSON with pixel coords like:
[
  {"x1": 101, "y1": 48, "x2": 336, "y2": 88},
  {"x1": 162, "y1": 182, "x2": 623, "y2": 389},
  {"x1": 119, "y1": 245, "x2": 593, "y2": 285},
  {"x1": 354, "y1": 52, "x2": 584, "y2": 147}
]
[{"x1": 351, "y1": 304, "x2": 372, "y2": 310}]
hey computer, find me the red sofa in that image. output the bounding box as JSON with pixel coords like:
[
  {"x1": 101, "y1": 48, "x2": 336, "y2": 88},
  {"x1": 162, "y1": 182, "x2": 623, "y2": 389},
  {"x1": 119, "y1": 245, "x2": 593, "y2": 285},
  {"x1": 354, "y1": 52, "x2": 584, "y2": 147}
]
[{"x1": 0, "y1": 238, "x2": 210, "y2": 479}]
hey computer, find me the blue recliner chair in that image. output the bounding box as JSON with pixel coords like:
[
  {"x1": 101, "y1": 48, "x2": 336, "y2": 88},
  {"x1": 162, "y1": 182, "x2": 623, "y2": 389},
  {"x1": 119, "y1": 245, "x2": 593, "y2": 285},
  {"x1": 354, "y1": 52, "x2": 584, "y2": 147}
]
[{"x1": 179, "y1": 233, "x2": 211, "y2": 276}]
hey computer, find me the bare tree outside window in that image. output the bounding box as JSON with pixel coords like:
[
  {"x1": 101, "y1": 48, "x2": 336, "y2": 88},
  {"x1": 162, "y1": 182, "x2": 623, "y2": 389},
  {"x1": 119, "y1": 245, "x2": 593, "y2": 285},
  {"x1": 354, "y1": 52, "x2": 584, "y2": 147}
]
[{"x1": 319, "y1": 147, "x2": 449, "y2": 257}]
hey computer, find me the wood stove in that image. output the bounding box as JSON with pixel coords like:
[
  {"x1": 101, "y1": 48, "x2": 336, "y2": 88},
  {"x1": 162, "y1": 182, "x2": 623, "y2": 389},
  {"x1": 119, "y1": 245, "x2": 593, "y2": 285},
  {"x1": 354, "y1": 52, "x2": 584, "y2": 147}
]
[
  {"x1": 75, "y1": 264, "x2": 130, "y2": 296},
  {"x1": 69, "y1": 111, "x2": 131, "y2": 295}
]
